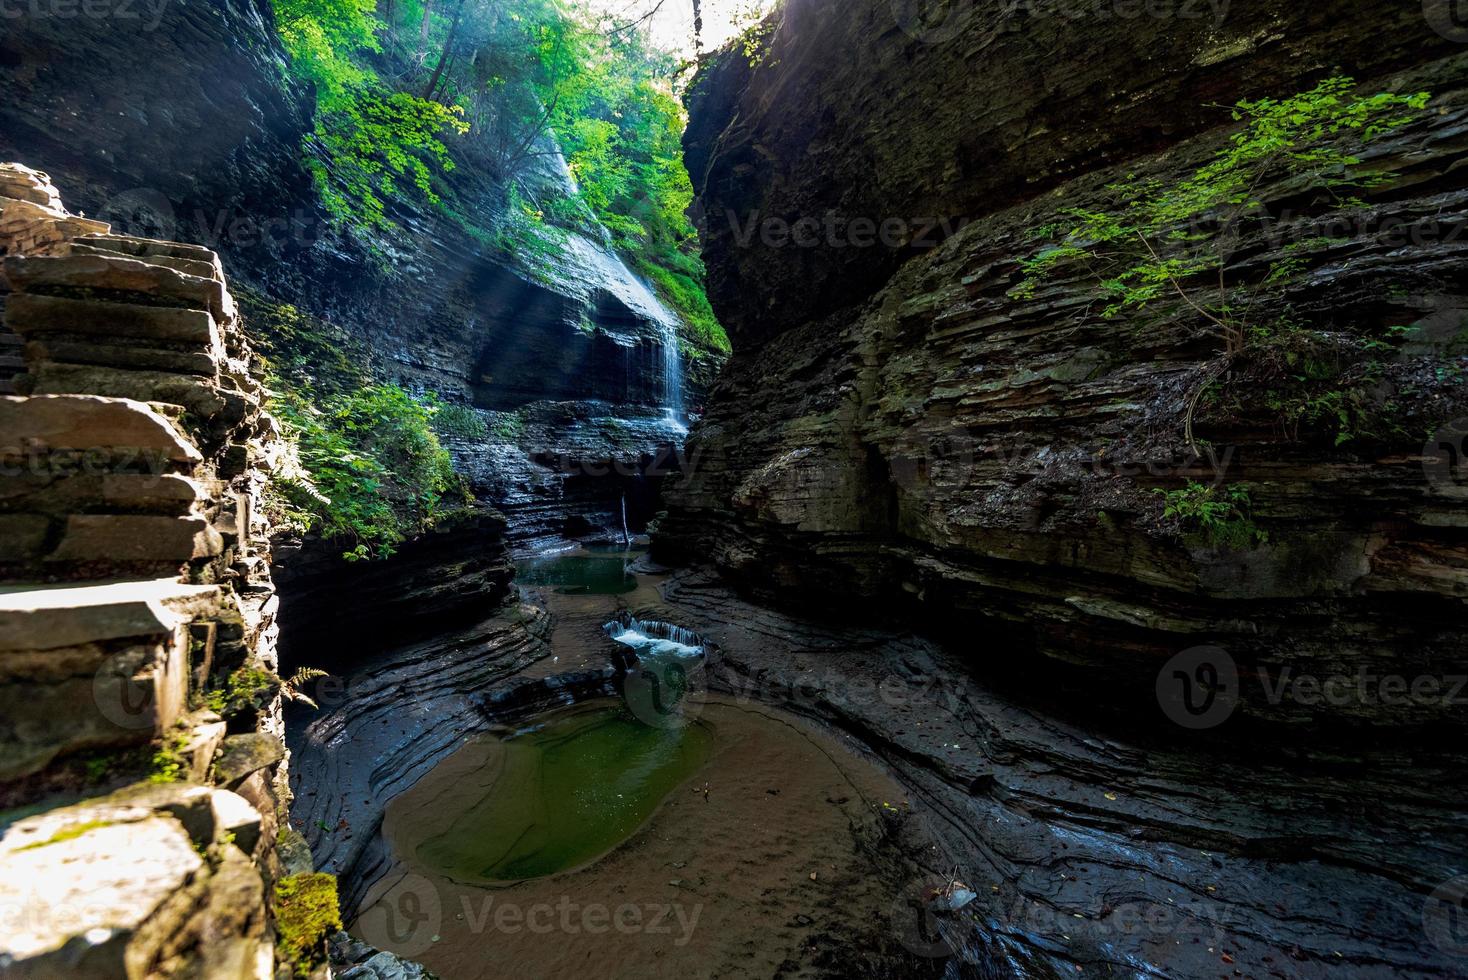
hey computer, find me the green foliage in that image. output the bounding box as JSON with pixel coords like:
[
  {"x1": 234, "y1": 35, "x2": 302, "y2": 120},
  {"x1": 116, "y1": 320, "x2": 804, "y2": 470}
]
[
  {"x1": 538, "y1": 21, "x2": 730, "y2": 352},
  {"x1": 276, "y1": 0, "x2": 467, "y2": 234},
  {"x1": 1157, "y1": 482, "x2": 1268, "y2": 551},
  {"x1": 1206, "y1": 317, "x2": 1412, "y2": 447},
  {"x1": 274, "y1": 873, "x2": 342, "y2": 975},
  {"x1": 636, "y1": 256, "x2": 728, "y2": 353},
  {"x1": 1014, "y1": 78, "x2": 1429, "y2": 352},
  {"x1": 271, "y1": 382, "x2": 467, "y2": 560},
  {"x1": 238, "y1": 288, "x2": 369, "y2": 391},
  {"x1": 205, "y1": 667, "x2": 282, "y2": 719},
  {"x1": 489, "y1": 408, "x2": 527, "y2": 441},
  {"x1": 148, "y1": 730, "x2": 191, "y2": 785},
  {"x1": 307, "y1": 90, "x2": 468, "y2": 233},
  {"x1": 274, "y1": 0, "x2": 728, "y2": 351},
  {"x1": 432, "y1": 401, "x2": 489, "y2": 439}
]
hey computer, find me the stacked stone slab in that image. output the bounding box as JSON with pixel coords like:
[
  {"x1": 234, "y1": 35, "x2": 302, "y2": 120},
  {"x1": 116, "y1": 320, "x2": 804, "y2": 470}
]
[
  {"x1": 0, "y1": 164, "x2": 108, "y2": 397},
  {"x1": 0, "y1": 164, "x2": 288, "y2": 979}
]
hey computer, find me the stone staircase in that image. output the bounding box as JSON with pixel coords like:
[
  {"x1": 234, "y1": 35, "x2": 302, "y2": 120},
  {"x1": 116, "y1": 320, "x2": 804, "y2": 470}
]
[{"x1": 0, "y1": 163, "x2": 288, "y2": 978}]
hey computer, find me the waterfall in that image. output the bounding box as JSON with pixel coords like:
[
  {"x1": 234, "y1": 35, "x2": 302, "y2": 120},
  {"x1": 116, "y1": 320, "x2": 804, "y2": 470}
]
[
  {"x1": 620, "y1": 493, "x2": 630, "y2": 547},
  {"x1": 659, "y1": 319, "x2": 687, "y2": 435},
  {"x1": 603, "y1": 615, "x2": 704, "y2": 659}
]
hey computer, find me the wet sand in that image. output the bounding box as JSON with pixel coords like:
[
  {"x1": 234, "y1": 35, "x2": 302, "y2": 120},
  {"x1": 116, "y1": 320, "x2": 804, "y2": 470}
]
[{"x1": 354, "y1": 696, "x2": 938, "y2": 979}]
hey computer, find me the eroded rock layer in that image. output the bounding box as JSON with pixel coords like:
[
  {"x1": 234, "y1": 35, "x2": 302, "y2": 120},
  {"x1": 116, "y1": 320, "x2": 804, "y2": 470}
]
[
  {"x1": 0, "y1": 164, "x2": 291, "y2": 977},
  {"x1": 662, "y1": 4, "x2": 1468, "y2": 729}
]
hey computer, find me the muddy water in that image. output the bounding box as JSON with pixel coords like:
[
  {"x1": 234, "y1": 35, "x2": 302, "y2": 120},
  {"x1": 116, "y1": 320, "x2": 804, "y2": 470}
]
[
  {"x1": 405, "y1": 705, "x2": 716, "y2": 883},
  {"x1": 348, "y1": 549, "x2": 938, "y2": 979},
  {"x1": 358, "y1": 697, "x2": 927, "y2": 979}
]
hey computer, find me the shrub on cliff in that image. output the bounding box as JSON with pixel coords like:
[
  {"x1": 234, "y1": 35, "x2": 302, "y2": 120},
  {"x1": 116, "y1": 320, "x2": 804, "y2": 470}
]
[{"x1": 272, "y1": 383, "x2": 469, "y2": 561}]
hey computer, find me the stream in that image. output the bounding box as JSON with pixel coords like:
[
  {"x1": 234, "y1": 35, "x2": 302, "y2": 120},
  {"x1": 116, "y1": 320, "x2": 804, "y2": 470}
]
[{"x1": 324, "y1": 547, "x2": 945, "y2": 979}]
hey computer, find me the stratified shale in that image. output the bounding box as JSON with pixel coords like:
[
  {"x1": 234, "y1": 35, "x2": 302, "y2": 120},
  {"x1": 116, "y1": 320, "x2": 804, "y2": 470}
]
[{"x1": 662, "y1": 0, "x2": 1468, "y2": 728}]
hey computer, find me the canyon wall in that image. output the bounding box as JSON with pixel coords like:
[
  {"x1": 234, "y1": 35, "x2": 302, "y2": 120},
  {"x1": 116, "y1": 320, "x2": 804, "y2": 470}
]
[
  {"x1": 0, "y1": 0, "x2": 710, "y2": 546},
  {"x1": 662, "y1": 0, "x2": 1468, "y2": 727}
]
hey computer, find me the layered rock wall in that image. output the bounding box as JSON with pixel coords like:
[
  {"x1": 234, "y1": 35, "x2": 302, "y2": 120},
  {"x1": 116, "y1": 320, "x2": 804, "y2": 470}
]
[
  {"x1": 663, "y1": 3, "x2": 1468, "y2": 728},
  {"x1": 0, "y1": 0, "x2": 714, "y2": 548},
  {"x1": 0, "y1": 163, "x2": 298, "y2": 977}
]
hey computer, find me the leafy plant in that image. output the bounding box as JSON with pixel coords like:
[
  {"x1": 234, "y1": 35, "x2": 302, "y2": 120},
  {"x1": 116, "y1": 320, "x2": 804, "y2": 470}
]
[
  {"x1": 270, "y1": 381, "x2": 467, "y2": 560},
  {"x1": 1157, "y1": 482, "x2": 1268, "y2": 551},
  {"x1": 283, "y1": 668, "x2": 331, "y2": 710},
  {"x1": 432, "y1": 401, "x2": 489, "y2": 439},
  {"x1": 276, "y1": 0, "x2": 467, "y2": 234},
  {"x1": 1014, "y1": 78, "x2": 1428, "y2": 354}
]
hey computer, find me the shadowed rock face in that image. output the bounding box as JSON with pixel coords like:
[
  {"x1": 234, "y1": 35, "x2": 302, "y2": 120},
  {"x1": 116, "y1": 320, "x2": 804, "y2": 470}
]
[
  {"x1": 640, "y1": 567, "x2": 1468, "y2": 978},
  {"x1": 683, "y1": 0, "x2": 1464, "y2": 349},
  {"x1": 663, "y1": 6, "x2": 1468, "y2": 729},
  {"x1": 0, "y1": 0, "x2": 709, "y2": 539}
]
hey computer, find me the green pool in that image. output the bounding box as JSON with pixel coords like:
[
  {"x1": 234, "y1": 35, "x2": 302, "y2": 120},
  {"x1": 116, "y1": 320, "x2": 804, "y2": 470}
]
[
  {"x1": 408, "y1": 704, "x2": 714, "y2": 882},
  {"x1": 513, "y1": 547, "x2": 641, "y2": 596}
]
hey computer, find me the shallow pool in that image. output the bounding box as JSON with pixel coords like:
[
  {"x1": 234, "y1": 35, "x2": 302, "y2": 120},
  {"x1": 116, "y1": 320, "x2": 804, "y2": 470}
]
[{"x1": 405, "y1": 703, "x2": 714, "y2": 883}]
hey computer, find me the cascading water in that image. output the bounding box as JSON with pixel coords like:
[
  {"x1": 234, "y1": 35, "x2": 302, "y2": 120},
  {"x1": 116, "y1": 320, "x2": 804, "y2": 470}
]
[{"x1": 659, "y1": 319, "x2": 687, "y2": 435}]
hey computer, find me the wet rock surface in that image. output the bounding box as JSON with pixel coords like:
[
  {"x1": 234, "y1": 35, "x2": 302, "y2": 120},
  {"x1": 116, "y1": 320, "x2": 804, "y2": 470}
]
[
  {"x1": 665, "y1": 21, "x2": 1468, "y2": 727},
  {"x1": 285, "y1": 602, "x2": 552, "y2": 912},
  {"x1": 449, "y1": 401, "x2": 689, "y2": 551},
  {"x1": 641, "y1": 565, "x2": 1468, "y2": 977}
]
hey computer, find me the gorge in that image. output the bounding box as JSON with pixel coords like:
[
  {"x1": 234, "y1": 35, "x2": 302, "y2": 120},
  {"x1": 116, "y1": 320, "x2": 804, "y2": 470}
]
[{"x1": 1, "y1": 1, "x2": 1467, "y2": 979}]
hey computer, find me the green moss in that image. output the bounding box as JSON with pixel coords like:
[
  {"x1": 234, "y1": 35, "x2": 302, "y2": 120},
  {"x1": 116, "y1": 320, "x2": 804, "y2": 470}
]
[
  {"x1": 273, "y1": 872, "x2": 343, "y2": 975},
  {"x1": 15, "y1": 820, "x2": 116, "y2": 851},
  {"x1": 489, "y1": 409, "x2": 527, "y2": 442},
  {"x1": 432, "y1": 402, "x2": 488, "y2": 440},
  {"x1": 206, "y1": 667, "x2": 282, "y2": 721},
  {"x1": 148, "y1": 730, "x2": 191, "y2": 785}
]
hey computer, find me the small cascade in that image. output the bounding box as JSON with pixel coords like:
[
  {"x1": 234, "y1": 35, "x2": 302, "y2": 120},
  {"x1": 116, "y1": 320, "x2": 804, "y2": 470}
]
[
  {"x1": 657, "y1": 320, "x2": 687, "y2": 434},
  {"x1": 620, "y1": 493, "x2": 630, "y2": 547},
  {"x1": 603, "y1": 615, "x2": 704, "y2": 660}
]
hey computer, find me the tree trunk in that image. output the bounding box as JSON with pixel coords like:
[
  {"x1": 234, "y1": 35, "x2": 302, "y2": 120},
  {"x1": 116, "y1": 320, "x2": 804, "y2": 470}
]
[
  {"x1": 423, "y1": 0, "x2": 467, "y2": 101},
  {"x1": 417, "y1": 0, "x2": 434, "y2": 61}
]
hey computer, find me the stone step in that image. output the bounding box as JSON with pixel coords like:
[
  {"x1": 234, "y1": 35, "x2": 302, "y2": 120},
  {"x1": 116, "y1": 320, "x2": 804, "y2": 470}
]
[
  {"x1": 21, "y1": 362, "x2": 232, "y2": 419},
  {"x1": 0, "y1": 783, "x2": 268, "y2": 977},
  {"x1": 0, "y1": 393, "x2": 201, "y2": 464},
  {"x1": 5, "y1": 292, "x2": 221, "y2": 346},
  {"x1": 62, "y1": 241, "x2": 219, "y2": 283},
  {"x1": 75, "y1": 232, "x2": 220, "y2": 265},
  {"x1": 0, "y1": 577, "x2": 221, "y2": 651},
  {"x1": 3, "y1": 253, "x2": 231, "y2": 326},
  {"x1": 0, "y1": 353, "x2": 23, "y2": 371},
  {"x1": 0, "y1": 579, "x2": 224, "y2": 779},
  {"x1": 23, "y1": 336, "x2": 219, "y2": 377},
  {"x1": 0, "y1": 472, "x2": 206, "y2": 518}
]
